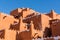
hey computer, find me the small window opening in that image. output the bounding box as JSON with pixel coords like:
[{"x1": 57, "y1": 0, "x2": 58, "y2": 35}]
[
  {"x1": 26, "y1": 24, "x2": 31, "y2": 29},
  {"x1": 37, "y1": 36, "x2": 41, "y2": 38},
  {"x1": 13, "y1": 21, "x2": 18, "y2": 25},
  {"x1": 26, "y1": 22, "x2": 31, "y2": 29},
  {"x1": 3, "y1": 16, "x2": 7, "y2": 19},
  {"x1": 14, "y1": 15, "x2": 20, "y2": 19}
]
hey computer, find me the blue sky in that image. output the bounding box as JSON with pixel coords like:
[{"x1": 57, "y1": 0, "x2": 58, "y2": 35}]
[{"x1": 0, "y1": 0, "x2": 60, "y2": 14}]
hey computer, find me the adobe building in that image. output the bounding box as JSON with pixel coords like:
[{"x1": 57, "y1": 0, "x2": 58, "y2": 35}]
[{"x1": 0, "y1": 8, "x2": 60, "y2": 40}]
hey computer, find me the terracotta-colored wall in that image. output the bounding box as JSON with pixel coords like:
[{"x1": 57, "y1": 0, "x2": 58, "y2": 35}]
[
  {"x1": 5, "y1": 29, "x2": 16, "y2": 40},
  {"x1": 1, "y1": 8, "x2": 60, "y2": 40},
  {"x1": 10, "y1": 8, "x2": 37, "y2": 18},
  {"x1": 18, "y1": 31, "x2": 31, "y2": 40},
  {"x1": 50, "y1": 20, "x2": 60, "y2": 36},
  {"x1": 40, "y1": 14, "x2": 51, "y2": 31},
  {"x1": 0, "y1": 13, "x2": 19, "y2": 30}
]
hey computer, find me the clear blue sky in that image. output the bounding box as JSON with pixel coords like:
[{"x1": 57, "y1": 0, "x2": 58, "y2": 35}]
[{"x1": 0, "y1": 0, "x2": 60, "y2": 14}]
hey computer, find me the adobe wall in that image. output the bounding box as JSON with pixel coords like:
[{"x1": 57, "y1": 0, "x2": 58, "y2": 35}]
[
  {"x1": 19, "y1": 17, "x2": 27, "y2": 32},
  {"x1": 17, "y1": 31, "x2": 31, "y2": 40},
  {"x1": 50, "y1": 20, "x2": 60, "y2": 36},
  {"x1": 0, "y1": 13, "x2": 19, "y2": 30},
  {"x1": 5, "y1": 29, "x2": 16, "y2": 40},
  {"x1": 49, "y1": 10, "x2": 57, "y2": 19},
  {"x1": 1, "y1": 8, "x2": 60, "y2": 40},
  {"x1": 10, "y1": 8, "x2": 37, "y2": 18},
  {"x1": 40, "y1": 14, "x2": 51, "y2": 31}
]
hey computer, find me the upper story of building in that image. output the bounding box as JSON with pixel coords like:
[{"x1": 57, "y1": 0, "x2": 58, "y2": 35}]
[{"x1": 1, "y1": 8, "x2": 60, "y2": 31}]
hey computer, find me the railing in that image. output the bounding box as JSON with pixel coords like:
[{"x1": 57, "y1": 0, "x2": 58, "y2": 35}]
[{"x1": 32, "y1": 36, "x2": 60, "y2": 40}]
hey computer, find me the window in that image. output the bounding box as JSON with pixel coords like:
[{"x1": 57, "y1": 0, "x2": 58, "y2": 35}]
[
  {"x1": 3, "y1": 16, "x2": 7, "y2": 19},
  {"x1": 14, "y1": 15, "x2": 20, "y2": 19},
  {"x1": 26, "y1": 24, "x2": 31, "y2": 29},
  {"x1": 13, "y1": 21, "x2": 18, "y2": 25}
]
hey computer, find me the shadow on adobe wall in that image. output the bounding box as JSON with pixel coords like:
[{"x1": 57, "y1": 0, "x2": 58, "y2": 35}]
[
  {"x1": 0, "y1": 30, "x2": 5, "y2": 39},
  {"x1": 43, "y1": 27, "x2": 52, "y2": 38},
  {"x1": 9, "y1": 21, "x2": 20, "y2": 31}
]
